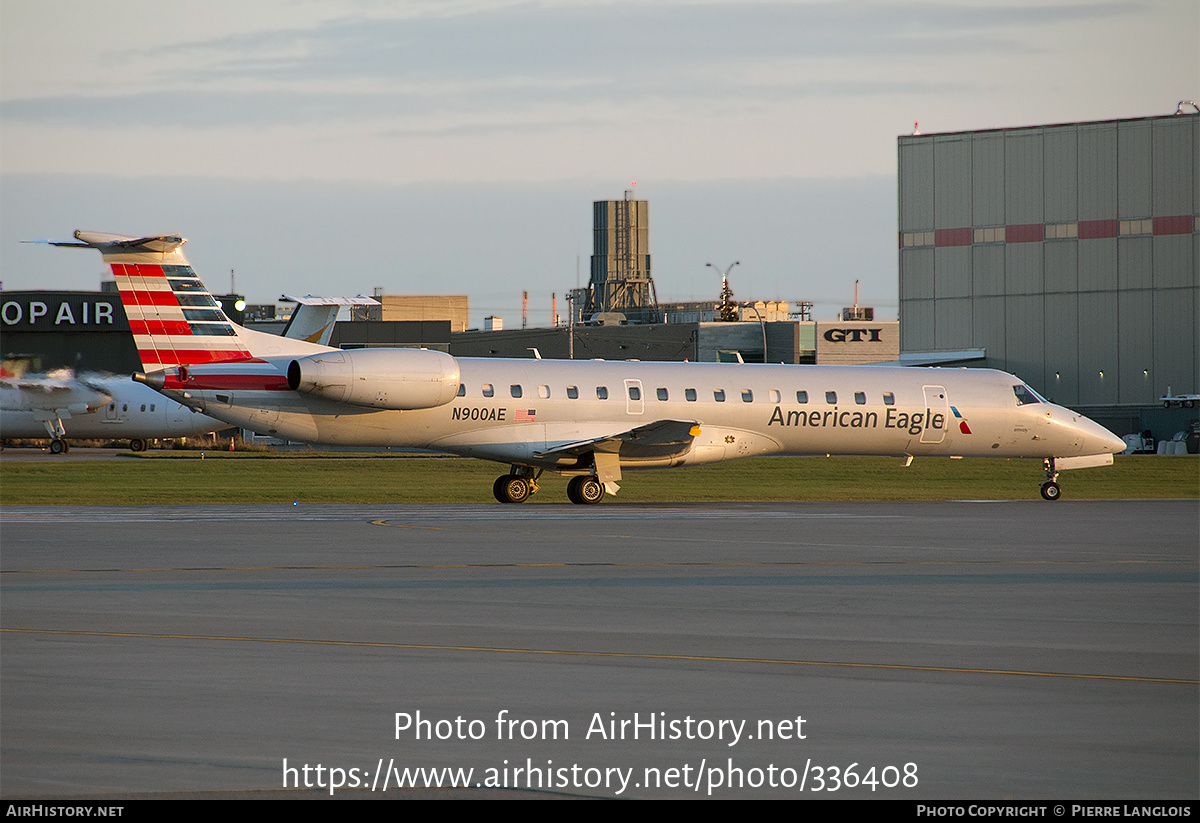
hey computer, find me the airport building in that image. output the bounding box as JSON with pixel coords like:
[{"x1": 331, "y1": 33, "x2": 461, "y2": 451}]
[{"x1": 898, "y1": 111, "x2": 1199, "y2": 436}]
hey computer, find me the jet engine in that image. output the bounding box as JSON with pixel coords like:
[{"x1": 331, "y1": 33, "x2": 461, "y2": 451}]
[{"x1": 287, "y1": 348, "x2": 460, "y2": 411}]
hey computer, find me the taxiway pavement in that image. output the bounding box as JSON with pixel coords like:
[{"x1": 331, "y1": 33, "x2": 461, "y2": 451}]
[{"x1": 2, "y1": 501, "x2": 1196, "y2": 798}]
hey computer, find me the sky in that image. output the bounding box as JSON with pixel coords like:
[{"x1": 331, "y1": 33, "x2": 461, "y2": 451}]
[{"x1": 1, "y1": 0, "x2": 1196, "y2": 328}]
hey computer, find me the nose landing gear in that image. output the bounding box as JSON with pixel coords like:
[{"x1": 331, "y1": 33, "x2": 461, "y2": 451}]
[{"x1": 1040, "y1": 458, "x2": 1062, "y2": 501}]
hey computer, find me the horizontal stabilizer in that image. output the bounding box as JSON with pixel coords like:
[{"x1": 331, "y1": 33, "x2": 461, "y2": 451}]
[{"x1": 25, "y1": 231, "x2": 185, "y2": 252}]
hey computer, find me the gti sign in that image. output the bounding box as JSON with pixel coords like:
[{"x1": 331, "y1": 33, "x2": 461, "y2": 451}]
[
  {"x1": 814, "y1": 320, "x2": 899, "y2": 365},
  {"x1": 823, "y1": 327, "x2": 883, "y2": 343}
]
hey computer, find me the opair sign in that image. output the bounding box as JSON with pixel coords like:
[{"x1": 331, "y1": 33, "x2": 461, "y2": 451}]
[
  {"x1": 814, "y1": 320, "x2": 899, "y2": 365},
  {"x1": 0, "y1": 293, "x2": 129, "y2": 332}
]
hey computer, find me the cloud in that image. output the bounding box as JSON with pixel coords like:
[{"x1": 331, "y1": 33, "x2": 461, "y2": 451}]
[{"x1": 2, "y1": 1, "x2": 1135, "y2": 132}]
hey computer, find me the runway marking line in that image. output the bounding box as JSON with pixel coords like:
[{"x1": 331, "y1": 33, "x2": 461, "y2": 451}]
[
  {"x1": 2, "y1": 558, "x2": 1192, "y2": 575},
  {"x1": 3, "y1": 628, "x2": 1195, "y2": 685}
]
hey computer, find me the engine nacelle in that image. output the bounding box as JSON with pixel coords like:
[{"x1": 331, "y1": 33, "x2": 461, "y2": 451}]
[{"x1": 287, "y1": 348, "x2": 460, "y2": 411}]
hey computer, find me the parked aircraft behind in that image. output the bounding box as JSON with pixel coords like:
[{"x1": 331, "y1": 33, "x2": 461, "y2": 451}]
[
  {"x1": 0, "y1": 291, "x2": 375, "y2": 453},
  {"x1": 0, "y1": 370, "x2": 225, "y2": 452},
  {"x1": 34, "y1": 231, "x2": 1125, "y2": 502}
]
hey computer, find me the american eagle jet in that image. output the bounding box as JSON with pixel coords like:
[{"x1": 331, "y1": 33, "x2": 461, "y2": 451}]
[{"x1": 34, "y1": 231, "x2": 1125, "y2": 503}]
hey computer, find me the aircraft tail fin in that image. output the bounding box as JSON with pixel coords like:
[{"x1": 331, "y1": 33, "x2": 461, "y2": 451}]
[{"x1": 43, "y1": 231, "x2": 328, "y2": 372}]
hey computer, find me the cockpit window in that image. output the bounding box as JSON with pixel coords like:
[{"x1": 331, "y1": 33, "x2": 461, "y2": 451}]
[{"x1": 1013, "y1": 384, "x2": 1042, "y2": 405}]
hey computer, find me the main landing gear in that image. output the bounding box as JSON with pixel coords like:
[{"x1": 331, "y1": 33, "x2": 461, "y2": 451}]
[
  {"x1": 493, "y1": 468, "x2": 540, "y2": 504},
  {"x1": 566, "y1": 475, "x2": 605, "y2": 505},
  {"x1": 492, "y1": 468, "x2": 606, "y2": 505},
  {"x1": 48, "y1": 438, "x2": 70, "y2": 455},
  {"x1": 1040, "y1": 458, "x2": 1061, "y2": 501}
]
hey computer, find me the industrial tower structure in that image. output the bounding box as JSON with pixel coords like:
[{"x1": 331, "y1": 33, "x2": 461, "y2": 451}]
[{"x1": 585, "y1": 191, "x2": 659, "y2": 321}]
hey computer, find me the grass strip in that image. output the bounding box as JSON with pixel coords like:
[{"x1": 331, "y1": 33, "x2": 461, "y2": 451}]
[{"x1": 1, "y1": 454, "x2": 1195, "y2": 505}]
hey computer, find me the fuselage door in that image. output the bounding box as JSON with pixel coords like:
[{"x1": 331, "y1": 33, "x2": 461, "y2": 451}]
[
  {"x1": 921, "y1": 384, "x2": 948, "y2": 444},
  {"x1": 625, "y1": 379, "x2": 644, "y2": 415}
]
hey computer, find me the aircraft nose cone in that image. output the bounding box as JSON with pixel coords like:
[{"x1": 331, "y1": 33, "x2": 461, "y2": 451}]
[
  {"x1": 1078, "y1": 415, "x2": 1126, "y2": 455},
  {"x1": 1097, "y1": 426, "x2": 1126, "y2": 455}
]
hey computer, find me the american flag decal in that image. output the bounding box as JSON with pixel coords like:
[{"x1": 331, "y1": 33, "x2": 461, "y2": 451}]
[{"x1": 515, "y1": 409, "x2": 536, "y2": 422}]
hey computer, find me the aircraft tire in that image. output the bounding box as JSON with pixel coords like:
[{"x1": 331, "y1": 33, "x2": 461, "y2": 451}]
[
  {"x1": 1040, "y1": 481, "x2": 1061, "y2": 501},
  {"x1": 49, "y1": 439, "x2": 67, "y2": 455},
  {"x1": 570, "y1": 476, "x2": 605, "y2": 505},
  {"x1": 129, "y1": 438, "x2": 148, "y2": 452},
  {"x1": 492, "y1": 476, "x2": 510, "y2": 503},
  {"x1": 495, "y1": 475, "x2": 531, "y2": 504}
]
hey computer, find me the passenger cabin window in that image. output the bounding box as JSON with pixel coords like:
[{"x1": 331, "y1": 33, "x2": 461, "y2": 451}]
[
  {"x1": 596, "y1": 386, "x2": 608, "y2": 400},
  {"x1": 510, "y1": 384, "x2": 522, "y2": 398},
  {"x1": 825, "y1": 391, "x2": 837, "y2": 404},
  {"x1": 538, "y1": 385, "x2": 550, "y2": 399},
  {"x1": 714, "y1": 389, "x2": 726, "y2": 402},
  {"x1": 741, "y1": 389, "x2": 753, "y2": 403},
  {"x1": 656, "y1": 387, "x2": 668, "y2": 401},
  {"x1": 768, "y1": 389, "x2": 781, "y2": 403},
  {"x1": 457, "y1": 384, "x2": 465, "y2": 397},
  {"x1": 567, "y1": 386, "x2": 579, "y2": 399},
  {"x1": 482, "y1": 383, "x2": 494, "y2": 398},
  {"x1": 796, "y1": 391, "x2": 808, "y2": 404},
  {"x1": 628, "y1": 385, "x2": 641, "y2": 401},
  {"x1": 685, "y1": 388, "x2": 697, "y2": 402},
  {"x1": 883, "y1": 392, "x2": 895, "y2": 406},
  {"x1": 140, "y1": 404, "x2": 146, "y2": 412},
  {"x1": 854, "y1": 391, "x2": 866, "y2": 405}
]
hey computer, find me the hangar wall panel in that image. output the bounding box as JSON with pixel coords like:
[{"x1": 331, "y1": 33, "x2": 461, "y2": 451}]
[
  {"x1": 899, "y1": 113, "x2": 1198, "y2": 417},
  {"x1": 1077, "y1": 125, "x2": 1117, "y2": 220},
  {"x1": 972, "y1": 244, "x2": 1006, "y2": 296},
  {"x1": 934, "y1": 246, "x2": 971, "y2": 298},
  {"x1": 1153, "y1": 119, "x2": 1192, "y2": 213},
  {"x1": 1152, "y1": 288, "x2": 1196, "y2": 398},
  {"x1": 971, "y1": 297, "x2": 1006, "y2": 366},
  {"x1": 1117, "y1": 122, "x2": 1152, "y2": 218},
  {"x1": 1005, "y1": 130, "x2": 1044, "y2": 225},
  {"x1": 934, "y1": 298, "x2": 973, "y2": 350},
  {"x1": 899, "y1": 142, "x2": 934, "y2": 230},
  {"x1": 1117, "y1": 236, "x2": 1153, "y2": 291},
  {"x1": 1044, "y1": 241, "x2": 1078, "y2": 294},
  {"x1": 901, "y1": 299, "x2": 934, "y2": 352},
  {"x1": 1044, "y1": 129, "x2": 1078, "y2": 222},
  {"x1": 1079, "y1": 238, "x2": 1118, "y2": 292},
  {"x1": 1043, "y1": 292, "x2": 1079, "y2": 404},
  {"x1": 1116, "y1": 290, "x2": 1153, "y2": 403},
  {"x1": 972, "y1": 134, "x2": 1006, "y2": 226},
  {"x1": 934, "y1": 137, "x2": 972, "y2": 227},
  {"x1": 1076, "y1": 291, "x2": 1119, "y2": 406}
]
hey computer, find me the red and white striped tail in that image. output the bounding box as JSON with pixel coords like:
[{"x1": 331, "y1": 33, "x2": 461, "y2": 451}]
[
  {"x1": 110, "y1": 262, "x2": 254, "y2": 369},
  {"x1": 35, "y1": 231, "x2": 328, "y2": 372}
]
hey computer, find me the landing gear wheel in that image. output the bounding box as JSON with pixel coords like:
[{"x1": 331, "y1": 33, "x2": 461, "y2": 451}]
[
  {"x1": 493, "y1": 475, "x2": 531, "y2": 504},
  {"x1": 567, "y1": 476, "x2": 605, "y2": 505},
  {"x1": 49, "y1": 439, "x2": 68, "y2": 455},
  {"x1": 1040, "y1": 481, "x2": 1061, "y2": 501},
  {"x1": 129, "y1": 438, "x2": 147, "y2": 452}
]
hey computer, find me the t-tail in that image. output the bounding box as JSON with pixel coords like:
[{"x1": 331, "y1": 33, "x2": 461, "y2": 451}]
[{"x1": 38, "y1": 231, "x2": 327, "y2": 373}]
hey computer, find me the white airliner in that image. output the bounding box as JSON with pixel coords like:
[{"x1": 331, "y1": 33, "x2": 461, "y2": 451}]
[
  {"x1": 33, "y1": 231, "x2": 1125, "y2": 502},
  {"x1": 0, "y1": 369, "x2": 226, "y2": 452},
  {"x1": 0, "y1": 292, "x2": 373, "y2": 454}
]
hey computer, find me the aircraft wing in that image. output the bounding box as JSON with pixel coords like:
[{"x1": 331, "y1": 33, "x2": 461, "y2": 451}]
[{"x1": 537, "y1": 419, "x2": 701, "y2": 461}]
